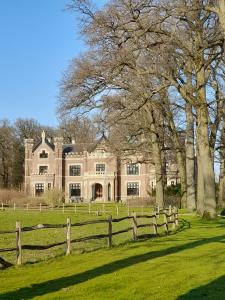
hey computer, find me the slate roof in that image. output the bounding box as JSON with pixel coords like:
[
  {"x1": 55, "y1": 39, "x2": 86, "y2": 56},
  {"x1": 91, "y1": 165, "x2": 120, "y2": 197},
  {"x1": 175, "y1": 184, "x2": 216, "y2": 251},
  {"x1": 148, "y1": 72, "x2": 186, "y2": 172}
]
[
  {"x1": 32, "y1": 138, "x2": 55, "y2": 152},
  {"x1": 63, "y1": 143, "x2": 95, "y2": 154},
  {"x1": 63, "y1": 134, "x2": 109, "y2": 154},
  {"x1": 32, "y1": 133, "x2": 109, "y2": 154}
]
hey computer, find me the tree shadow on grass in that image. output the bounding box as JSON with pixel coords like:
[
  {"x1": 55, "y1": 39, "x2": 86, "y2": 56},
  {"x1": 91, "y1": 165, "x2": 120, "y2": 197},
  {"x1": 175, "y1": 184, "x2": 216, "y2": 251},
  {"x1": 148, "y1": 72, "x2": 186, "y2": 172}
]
[
  {"x1": 177, "y1": 274, "x2": 225, "y2": 299},
  {"x1": 1, "y1": 232, "x2": 225, "y2": 299}
]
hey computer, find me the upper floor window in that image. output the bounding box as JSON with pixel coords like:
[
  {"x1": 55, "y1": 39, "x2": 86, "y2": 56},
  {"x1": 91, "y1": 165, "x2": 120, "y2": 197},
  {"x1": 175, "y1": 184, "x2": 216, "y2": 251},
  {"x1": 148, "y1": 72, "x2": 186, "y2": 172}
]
[
  {"x1": 69, "y1": 165, "x2": 81, "y2": 176},
  {"x1": 127, "y1": 182, "x2": 139, "y2": 196},
  {"x1": 96, "y1": 164, "x2": 105, "y2": 174},
  {"x1": 39, "y1": 166, "x2": 48, "y2": 174},
  {"x1": 127, "y1": 164, "x2": 139, "y2": 175},
  {"x1": 40, "y1": 150, "x2": 48, "y2": 158}
]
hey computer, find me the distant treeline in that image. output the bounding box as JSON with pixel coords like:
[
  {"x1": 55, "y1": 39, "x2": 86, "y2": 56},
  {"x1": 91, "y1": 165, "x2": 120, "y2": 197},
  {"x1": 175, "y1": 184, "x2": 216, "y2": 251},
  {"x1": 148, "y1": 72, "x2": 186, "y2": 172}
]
[{"x1": 0, "y1": 118, "x2": 97, "y2": 189}]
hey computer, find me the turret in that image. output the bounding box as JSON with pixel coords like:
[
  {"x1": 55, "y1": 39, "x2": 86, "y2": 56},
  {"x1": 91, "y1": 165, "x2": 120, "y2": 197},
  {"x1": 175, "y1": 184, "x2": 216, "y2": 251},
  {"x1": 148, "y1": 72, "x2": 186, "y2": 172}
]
[
  {"x1": 54, "y1": 137, "x2": 64, "y2": 189},
  {"x1": 24, "y1": 138, "x2": 34, "y2": 195}
]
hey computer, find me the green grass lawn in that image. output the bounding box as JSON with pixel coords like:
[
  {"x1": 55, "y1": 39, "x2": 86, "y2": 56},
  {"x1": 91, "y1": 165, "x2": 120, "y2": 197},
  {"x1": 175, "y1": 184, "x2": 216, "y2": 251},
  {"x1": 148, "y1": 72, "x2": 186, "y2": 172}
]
[{"x1": 0, "y1": 209, "x2": 225, "y2": 299}]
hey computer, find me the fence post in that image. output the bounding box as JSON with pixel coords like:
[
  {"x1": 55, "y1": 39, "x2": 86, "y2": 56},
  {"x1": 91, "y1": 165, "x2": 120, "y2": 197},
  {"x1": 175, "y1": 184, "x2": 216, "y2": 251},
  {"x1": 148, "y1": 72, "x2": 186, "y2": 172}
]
[
  {"x1": 26, "y1": 203, "x2": 29, "y2": 211},
  {"x1": 14, "y1": 202, "x2": 16, "y2": 211},
  {"x1": 1, "y1": 203, "x2": 3, "y2": 211},
  {"x1": 16, "y1": 221, "x2": 22, "y2": 265},
  {"x1": 39, "y1": 203, "x2": 42, "y2": 212},
  {"x1": 172, "y1": 212, "x2": 176, "y2": 230},
  {"x1": 103, "y1": 203, "x2": 105, "y2": 214},
  {"x1": 51, "y1": 203, "x2": 54, "y2": 211},
  {"x1": 169, "y1": 205, "x2": 172, "y2": 221},
  {"x1": 127, "y1": 203, "x2": 130, "y2": 216},
  {"x1": 116, "y1": 205, "x2": 119, "y2": 215},
  {"x1": 62, "y1": 203, "x2": 65, "y2": 213},
  {"x1": 108, "y1": 215, "x2": 112, "y2": 248},
  {"x1": 66, "y1": 218, "x2": 71, "y2": 255},
  {"x1": 141, "y1": 206, "x2": 144, "y2": 216},
  {"x1": 132, "y1": 212, "x2": 138, "y2": 241},
  {"x1": 74, "y1": 203, "x2": 77, "y2": 213},
  {"x1": 157, "y1": 205, "x2": 160, "y2": 218},
  {"x1": 163, "y1": 211, "x2": 168, "y2": 234},
  {"x1": 175, "y1": 207, "x2": 179, "y2": 226},
  {"x1": 153, "y1": 213, "x2": 158, "y2": 235},
  {"x1": 89, "y1": 203, "x2": 91, "y2": 214}
]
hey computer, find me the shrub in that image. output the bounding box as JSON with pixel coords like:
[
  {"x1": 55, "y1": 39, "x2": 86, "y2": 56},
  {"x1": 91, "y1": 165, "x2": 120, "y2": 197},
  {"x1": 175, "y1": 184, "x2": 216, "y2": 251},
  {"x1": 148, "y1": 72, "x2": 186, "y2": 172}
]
[
  {"x1": 220, "y1": 208, "x2": 225, "y2": 216},
  {"x1": 0, "y1": 189, "x2": 25, "y2": 204},
  {"x1": 165, "y1": 184, "x2": 181, "y2": 196},
  {"x1": 44, "y1": 188, "x2": 65, "y2": 207}
]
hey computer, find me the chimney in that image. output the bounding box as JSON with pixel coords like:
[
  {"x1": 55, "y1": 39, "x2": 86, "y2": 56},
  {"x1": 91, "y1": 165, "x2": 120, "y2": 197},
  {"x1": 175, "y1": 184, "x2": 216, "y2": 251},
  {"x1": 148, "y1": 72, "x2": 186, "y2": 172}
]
[{"x1": 41, "y1": 130, "x2": 46, "y2": 144}]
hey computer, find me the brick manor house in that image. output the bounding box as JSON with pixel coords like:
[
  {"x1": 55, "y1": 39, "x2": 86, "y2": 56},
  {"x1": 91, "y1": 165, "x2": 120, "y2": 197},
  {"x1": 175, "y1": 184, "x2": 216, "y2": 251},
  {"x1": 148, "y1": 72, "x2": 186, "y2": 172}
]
[{"x1": 24, "y1": 131, "x2": 178, "y2": 202}]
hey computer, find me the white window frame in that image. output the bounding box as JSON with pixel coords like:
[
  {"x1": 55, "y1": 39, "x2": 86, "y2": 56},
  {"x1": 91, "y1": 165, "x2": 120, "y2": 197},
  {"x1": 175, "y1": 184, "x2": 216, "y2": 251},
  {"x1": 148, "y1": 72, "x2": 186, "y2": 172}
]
[
  {"x1": 38, "y1": 164, "x2": 49, "y2": 174},
  {"x1": 68, "y1": 181, "x2": 82, "y2": 198},
  {"x1": 68, "y1": 163, "x2": 82, "y2": 176},
  {"x1": 126, "y1": 180, "x2": 141, "y2": 196},
  {"x1": 126, "y1": 163, "x2": 140, "y2": 175},
  {"x1": 95, "y1": 162, "x2": 106, "y2": 174}
]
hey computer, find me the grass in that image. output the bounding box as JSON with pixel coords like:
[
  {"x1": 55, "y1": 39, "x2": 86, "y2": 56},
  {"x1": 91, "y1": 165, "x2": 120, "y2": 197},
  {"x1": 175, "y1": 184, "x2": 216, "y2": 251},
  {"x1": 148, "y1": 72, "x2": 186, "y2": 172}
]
[{"x1": 0, "y1": 209, "x2": 225, "y2": 299}]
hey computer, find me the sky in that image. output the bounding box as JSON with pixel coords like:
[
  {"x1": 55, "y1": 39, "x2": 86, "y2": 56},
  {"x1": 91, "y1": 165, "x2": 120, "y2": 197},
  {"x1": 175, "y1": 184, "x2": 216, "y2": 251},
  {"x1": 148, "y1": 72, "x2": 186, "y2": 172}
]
[{"x1": 0, "y1": 0, "x2": 105, "y2": 127}]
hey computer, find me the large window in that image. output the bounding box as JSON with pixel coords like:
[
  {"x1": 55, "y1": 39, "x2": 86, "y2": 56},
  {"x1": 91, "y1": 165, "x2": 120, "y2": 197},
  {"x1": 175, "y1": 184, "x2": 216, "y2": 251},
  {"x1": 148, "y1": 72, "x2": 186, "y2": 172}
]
[
  {"x1": 96, "y1": 164, "x2": 105, "y2": 174},
  {"x1": 127, "y1": 164, "x2": 139, "y2": 175},
  {"x1": 127, "y1": 182, "x2": 139, "y2": 196},
  {"x1": 35, "y1": 183, "x2": 44, "y2": 196},
  {"x1": 70, "y1": 183, "x2": 81, "y2": 197},
  {"x1": 39, "y1": 166, "x2": 48, "y2": 174},
  {"x1": 69, "y1": 165, "x2": 81, "y2": 176},
  {"x1": 40, "y1": 150, "x2": 48, "y2": 158}
]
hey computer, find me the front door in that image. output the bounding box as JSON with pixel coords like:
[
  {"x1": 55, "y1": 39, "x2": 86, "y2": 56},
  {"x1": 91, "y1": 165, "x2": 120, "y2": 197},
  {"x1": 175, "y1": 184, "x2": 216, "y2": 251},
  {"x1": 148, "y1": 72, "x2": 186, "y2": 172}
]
[
  {"x1": 95, "y1": 183, "x2": 103, "y2": 198},
  {"x1": 92, "y1": 183, "x2": 103, "y2": 200}
]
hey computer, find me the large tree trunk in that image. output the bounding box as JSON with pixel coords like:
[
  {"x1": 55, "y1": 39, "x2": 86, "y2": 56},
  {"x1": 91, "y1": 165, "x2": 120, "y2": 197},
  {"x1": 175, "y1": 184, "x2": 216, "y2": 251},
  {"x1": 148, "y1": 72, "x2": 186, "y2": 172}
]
[
  {"x1": 195, "y1": 51, "x2": 216, "y2": 218},
  {"x1": 218, "y1": 157, "x2": 225, "y2": 208},
  {"x1": 196, "y1": 148, "x2": 204, "y2": 215},
  {"x1": 216, "y1": 1, "x2": 225, "y2": 53},
  {"x1": 196, "y1": 106, "x2": 216, "y2": 217},
  {"x1": 145, "y1": 106, "x2": 164, "y2": 207},
  {"x1": 185, "y1": 103, "x2": 196, "y2": 210},
  {"x1": 218, "y1": 127, "x2": 225, "y2": 208}
]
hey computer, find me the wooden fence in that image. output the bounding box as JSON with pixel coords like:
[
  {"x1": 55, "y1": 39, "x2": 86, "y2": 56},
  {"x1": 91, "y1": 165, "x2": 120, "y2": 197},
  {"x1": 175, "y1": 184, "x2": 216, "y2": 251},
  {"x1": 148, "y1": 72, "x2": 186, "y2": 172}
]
[
  {"x1": 0, "y1": 202, "x2": 171, "y2": 216},
  {"x1": 0, "y1": 208, "x2": 178, "y2": 268}
]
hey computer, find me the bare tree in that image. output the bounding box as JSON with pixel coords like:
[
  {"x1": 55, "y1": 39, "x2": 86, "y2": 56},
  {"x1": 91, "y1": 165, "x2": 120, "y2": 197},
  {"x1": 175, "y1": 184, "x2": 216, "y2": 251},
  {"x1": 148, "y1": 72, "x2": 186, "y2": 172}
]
[{"x1": 60, "y1": 0, "x2": 225, "y2": 217}]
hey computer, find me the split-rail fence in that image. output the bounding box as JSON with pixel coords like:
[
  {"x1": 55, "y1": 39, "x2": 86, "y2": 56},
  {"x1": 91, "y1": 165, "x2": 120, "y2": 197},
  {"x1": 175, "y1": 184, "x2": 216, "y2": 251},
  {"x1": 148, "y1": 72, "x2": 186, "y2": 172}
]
[{"x1": 0, "y1": 208, "x2": 178, "y2": 268}]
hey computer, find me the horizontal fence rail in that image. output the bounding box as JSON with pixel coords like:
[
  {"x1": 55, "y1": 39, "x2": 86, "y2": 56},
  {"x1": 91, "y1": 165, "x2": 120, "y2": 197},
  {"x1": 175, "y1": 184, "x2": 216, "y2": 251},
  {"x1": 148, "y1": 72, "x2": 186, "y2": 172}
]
[
  {"x1": 0, "y1": 202, "x2": 175, "y2": 217},
  {"x1": 0, "y1": 208, "x2": 179, "y2": 268}
]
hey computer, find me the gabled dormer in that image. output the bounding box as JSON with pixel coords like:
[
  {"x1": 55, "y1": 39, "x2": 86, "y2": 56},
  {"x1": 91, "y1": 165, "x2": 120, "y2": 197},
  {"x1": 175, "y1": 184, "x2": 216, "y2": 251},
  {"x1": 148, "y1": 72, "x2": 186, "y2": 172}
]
[
  {"x1": 32, "y1": 131, "x2": 55, "y2": 175},
  {"x1": 90, "y1": 132, "x2": 110, "y2": 153}
]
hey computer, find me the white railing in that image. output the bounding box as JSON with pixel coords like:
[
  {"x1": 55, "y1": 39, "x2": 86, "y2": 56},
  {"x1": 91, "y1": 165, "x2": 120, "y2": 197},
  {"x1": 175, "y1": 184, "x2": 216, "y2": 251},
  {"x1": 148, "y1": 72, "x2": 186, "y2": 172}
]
[{"x1": 84, "y1": 171, "x2": 115, "y2": 177}]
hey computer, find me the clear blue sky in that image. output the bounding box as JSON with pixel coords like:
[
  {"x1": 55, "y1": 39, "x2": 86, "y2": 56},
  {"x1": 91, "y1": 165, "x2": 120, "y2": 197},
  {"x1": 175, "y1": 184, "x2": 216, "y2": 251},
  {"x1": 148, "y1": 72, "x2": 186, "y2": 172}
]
[{"x1": 0, "y1": 0, "x2": 105, "y2": 127}]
